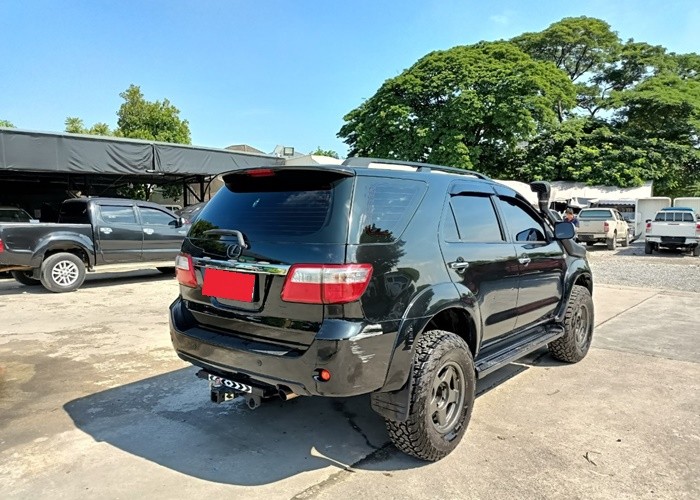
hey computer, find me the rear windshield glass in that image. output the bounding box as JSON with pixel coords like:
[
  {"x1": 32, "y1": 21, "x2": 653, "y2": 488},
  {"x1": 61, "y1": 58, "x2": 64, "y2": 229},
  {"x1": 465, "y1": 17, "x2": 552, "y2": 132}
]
[
  {"x1": 58, "y1": 201, "x2": 90, "y2": 224},
  {"x1": 0, "y1": 208, "x2": 31, "y2": 222},
  {"x1": 190, "y1": 170, "x2": 353, "y2": 243},
  {"x1": 578, "y1": 209, "x2": 613, "y2": 219},
  {"x1": 656, "y1": 212, "x2": 696, "y2": 222}
]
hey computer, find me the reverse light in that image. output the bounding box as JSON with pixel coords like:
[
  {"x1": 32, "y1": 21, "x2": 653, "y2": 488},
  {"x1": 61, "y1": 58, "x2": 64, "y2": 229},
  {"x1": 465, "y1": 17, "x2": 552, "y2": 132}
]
[
  {"x1": 175, "y1": 253, "x2": 197, "y2": 288},
  {"x1": 281, "y1": 264, "x2": 373, "y2": 304}
]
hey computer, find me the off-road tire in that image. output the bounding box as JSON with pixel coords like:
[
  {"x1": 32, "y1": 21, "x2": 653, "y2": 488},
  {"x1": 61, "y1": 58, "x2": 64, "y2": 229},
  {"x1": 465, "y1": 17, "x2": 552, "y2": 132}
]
[
  {"x1": 156, "y1": 267, "x2": 176, "y2": 274},
  {"x1": 385, "y1": 330, "x2": 475, "y2": 461},
  {"x1": 607, "y1": 233, "x2": 617, "y2": 250},
  {"x1": 548, "y1": 285, "x2": 594, "y2": 363},
  {"x1": 40, "y1": 252, "x2": 86, "y2": 293},
  {"x1": 693, "y1": 246, "x2": 700, "y2": 257},
  {"x1": 11, "y1": 270, "x2": 41, "y2": 286},
  {"x1": 645, "y1": 242, "x2": 653, "y2": 254},
  {"x1": 621, "y1": 231, "x2": 630, "y2": 247}
]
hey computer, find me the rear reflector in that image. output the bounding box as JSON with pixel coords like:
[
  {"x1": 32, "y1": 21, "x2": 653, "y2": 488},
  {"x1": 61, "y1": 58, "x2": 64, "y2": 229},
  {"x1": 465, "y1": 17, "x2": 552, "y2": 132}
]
[
  {"x1": 281, "y1": 264, "x2": 373, "y2": 304},
  {"x1": 0, "y1": 239, "x2": 4, "y2": 253},
  {"x1": 175, "y1": 253, "x2": 197, "y2": 288}
]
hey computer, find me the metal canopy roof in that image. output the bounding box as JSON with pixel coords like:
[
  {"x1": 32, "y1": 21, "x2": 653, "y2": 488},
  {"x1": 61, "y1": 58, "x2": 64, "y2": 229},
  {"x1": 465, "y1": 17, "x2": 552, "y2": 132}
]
[{"x1": 0, "y1": 127, "x2": 283, "y2": 177}]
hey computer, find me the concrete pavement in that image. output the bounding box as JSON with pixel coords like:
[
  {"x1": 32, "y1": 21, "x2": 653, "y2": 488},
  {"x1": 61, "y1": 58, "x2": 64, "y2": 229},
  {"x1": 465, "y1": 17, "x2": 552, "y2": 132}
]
[{"x1": 0, "y1": 274, "x2": 698, "y2": 499}]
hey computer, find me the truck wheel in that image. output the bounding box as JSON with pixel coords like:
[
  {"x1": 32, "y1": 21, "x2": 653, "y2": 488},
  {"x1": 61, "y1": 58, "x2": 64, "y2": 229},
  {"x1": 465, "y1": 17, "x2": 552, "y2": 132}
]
[
  {"x1": 548, "y1": 285, "x2": 594, "y2": 363},
  {"x1": 606, "y1": 233, "x2": 617, "y2": 250},
  {"x1": 11, "y1": 270, "x2": 41, "y2": 286},
  {"x1": 40, "y1": 252, "x2": 86, "y2": 293},
  {"x1": 385, "y1": 330, "x2": 475, "y2": 461},
  {"x1": 621, "y1": 231, "x2": 630, "y2": 247},
  {"x1": 645, "y1": 242, "x2": 653, "y2": 254},
  {"x1": 693, "y1": 246, "x2": 700, "y2": 257}
]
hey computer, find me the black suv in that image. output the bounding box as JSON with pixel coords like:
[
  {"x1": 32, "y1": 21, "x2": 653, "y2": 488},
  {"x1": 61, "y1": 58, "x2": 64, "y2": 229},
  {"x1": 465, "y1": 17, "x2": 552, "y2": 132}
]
[{"x1": 169, "y1": 158, "x2": 593, "y2": 461}]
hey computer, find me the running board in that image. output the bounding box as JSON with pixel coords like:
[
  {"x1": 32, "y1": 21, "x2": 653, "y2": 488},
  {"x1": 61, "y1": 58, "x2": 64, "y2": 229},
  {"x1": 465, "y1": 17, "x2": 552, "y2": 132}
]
[{"x1": 475, "y1": 325, "x2": 565, "y2": 379}]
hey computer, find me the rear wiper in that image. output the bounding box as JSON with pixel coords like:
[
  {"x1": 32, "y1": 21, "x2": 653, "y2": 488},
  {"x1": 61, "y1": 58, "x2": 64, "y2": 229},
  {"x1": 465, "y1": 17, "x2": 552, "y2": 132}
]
[{"x1": 203, "y1": 229, "x2": 248, "y2": 248}]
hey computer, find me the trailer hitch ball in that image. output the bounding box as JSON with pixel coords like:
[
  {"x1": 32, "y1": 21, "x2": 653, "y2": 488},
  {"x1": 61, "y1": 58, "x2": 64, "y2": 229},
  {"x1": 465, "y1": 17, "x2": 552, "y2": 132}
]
[{"x1": 246, "y1": 394, "x2": 262, "y2": 410}]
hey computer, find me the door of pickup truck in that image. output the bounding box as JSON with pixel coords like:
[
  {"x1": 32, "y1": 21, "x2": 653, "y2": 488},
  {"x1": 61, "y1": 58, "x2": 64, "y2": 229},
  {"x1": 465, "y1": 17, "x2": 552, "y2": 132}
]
[
  {"x1": 136, "y1": 205, "x2": 187, "y2": 262},
  {"x1": 94, "y1": 203, "x2": 143, "y2": 263}
]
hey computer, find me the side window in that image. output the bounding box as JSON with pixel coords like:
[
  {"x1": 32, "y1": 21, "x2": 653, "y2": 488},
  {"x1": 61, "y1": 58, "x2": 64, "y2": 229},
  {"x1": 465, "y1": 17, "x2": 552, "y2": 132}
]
[
  {"x1": 498, "y1": 197, "x2": 547, "y2": 242},
  {"x1": 449, "y1": 195, "x2": 503, "y2": 243},
  {"x1": 99, "y1": 205, "x2": 137, "y2": 225},
  {"x1": 140, "y1": 207, "x2": 176, "y2": 226},
  {"x1": 683, "y1": 212, "x2": 694, "y2": 222}
]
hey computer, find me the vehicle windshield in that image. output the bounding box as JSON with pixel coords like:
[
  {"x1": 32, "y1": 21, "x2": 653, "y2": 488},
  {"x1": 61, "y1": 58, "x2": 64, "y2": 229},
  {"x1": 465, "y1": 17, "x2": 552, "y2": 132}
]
[
  {"x1": 0, "y1": 208, "x2": 32, "y2": 222},
  {"x1": 578, "y1": 209, "x2": 614, "y2": 220}
]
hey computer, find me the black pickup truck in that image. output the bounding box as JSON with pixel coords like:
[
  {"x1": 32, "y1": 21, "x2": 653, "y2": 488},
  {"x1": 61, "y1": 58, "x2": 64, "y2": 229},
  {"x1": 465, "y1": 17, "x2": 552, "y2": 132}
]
[{"x1": 0, "y1": 197, "x2": 188, "y2": 292}]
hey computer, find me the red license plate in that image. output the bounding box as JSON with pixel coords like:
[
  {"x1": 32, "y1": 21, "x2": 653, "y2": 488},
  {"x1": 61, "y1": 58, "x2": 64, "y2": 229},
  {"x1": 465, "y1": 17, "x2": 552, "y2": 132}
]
[{"x1": 202, "y1": 269, "x2": 255, "y2": 302}]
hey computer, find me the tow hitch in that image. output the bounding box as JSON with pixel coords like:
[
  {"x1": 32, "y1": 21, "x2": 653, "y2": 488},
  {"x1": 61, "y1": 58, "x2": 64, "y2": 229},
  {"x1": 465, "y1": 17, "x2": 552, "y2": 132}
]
[{"x1": 196, "y1": 369, "x2": 280, "y2": 409}]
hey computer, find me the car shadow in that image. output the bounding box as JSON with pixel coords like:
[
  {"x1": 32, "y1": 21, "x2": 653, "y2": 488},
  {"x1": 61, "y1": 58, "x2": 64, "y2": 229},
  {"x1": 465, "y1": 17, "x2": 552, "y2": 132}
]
[
  {"x1": 64, "y1": 359, "x2": 532, "y2": 484},
  {"x1": 0, "y1": 270, "x2": 175, "y2": 296},
  {"x1": 585, "y1": 241, "x2": 695, "y2": 259}
]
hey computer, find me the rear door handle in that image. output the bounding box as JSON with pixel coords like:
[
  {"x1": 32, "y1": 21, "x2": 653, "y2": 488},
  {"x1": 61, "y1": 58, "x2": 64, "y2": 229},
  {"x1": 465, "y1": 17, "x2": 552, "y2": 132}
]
[
  {"x1": 143, "y1": 228, "x2": 155, "y2": 235},
  {"x1": 449, "y1": 258, "x2": 470, "y2": 272},
  {"x1": 99, "y1": 227, "x2": 112, "y2": 234},
  {"x1": 518, "y1": 255, "x2": 531, "y2": 265}
]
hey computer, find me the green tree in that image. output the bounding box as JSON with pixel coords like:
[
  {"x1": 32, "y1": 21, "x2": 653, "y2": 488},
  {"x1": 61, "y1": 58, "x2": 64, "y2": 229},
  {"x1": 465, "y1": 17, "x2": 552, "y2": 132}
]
[
  {"x1": 65, "y1": 117, "x2": 113, "y2": 136},
  {"x1": 116, "y1": 84, "x2": 191, "y2": 144},
  {"x1": 0, "y1": 119, "x2": 14, "y2": 127},
  {"x1": 338, "y1": 41, "x2": 575, "y2": 173},
  {"x1": 310, "y1": 147, "x2": 340, "y2": 159}
]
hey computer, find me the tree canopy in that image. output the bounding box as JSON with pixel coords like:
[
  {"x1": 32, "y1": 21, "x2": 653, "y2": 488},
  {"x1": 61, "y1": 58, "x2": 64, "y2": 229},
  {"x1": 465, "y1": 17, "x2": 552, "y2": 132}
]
[
  {"x1": 310, "y1": 147, "x2": 340, "y2": 159},
  {"x1": 0, "y1": 119, "x2": 15, "y2": 128},
  {"x1": 338, "y1": 17, "x2": 700, "y2": 197}
]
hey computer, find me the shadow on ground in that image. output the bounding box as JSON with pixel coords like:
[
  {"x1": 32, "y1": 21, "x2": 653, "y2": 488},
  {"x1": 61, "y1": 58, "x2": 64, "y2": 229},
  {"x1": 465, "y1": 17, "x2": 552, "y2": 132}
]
[
  {"x1": 0, "y1": 270, "x2": 174, "y2": 296},
  {"x1": 63, "y1": 359, "x2": 534, "y2": 485},
  {"x1": 585, "y1": 240, "x2": 697, "y2": 259}
]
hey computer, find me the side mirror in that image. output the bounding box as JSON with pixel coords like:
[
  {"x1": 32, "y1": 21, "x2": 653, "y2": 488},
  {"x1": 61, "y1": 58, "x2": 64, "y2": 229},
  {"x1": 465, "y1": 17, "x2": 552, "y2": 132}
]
[{"x1": 554, "y1": 221, "x2": 576, "y2": 240}]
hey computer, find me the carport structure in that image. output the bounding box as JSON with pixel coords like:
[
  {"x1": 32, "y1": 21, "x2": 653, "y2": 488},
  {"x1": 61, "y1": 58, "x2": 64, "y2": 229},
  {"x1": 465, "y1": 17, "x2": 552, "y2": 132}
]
[{"x1": 0, "y1": 128, "x2": 282, "y2": 220}]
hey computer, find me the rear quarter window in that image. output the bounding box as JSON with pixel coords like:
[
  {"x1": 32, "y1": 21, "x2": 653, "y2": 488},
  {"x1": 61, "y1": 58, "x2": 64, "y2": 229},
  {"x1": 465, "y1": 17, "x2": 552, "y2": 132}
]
[{"x1": 349, "y1": 177, "x2": 427, "y2": 244}]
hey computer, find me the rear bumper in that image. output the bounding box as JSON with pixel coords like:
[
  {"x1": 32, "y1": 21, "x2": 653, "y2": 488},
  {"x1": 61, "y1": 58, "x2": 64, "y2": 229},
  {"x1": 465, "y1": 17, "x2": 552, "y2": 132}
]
[
  {"x1": 577, "y1": 234, "x2": 606, "y2": 242},
  {"x1": 647, "y1": 236, "x2": 698, "y2": 246},
  {"x1": 169, "y1": 298, "x2": 397, "y2": 397}
]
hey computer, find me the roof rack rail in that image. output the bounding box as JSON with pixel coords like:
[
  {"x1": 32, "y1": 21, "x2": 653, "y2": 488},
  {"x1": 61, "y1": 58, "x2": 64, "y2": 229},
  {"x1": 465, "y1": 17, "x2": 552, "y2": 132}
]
[{"x1": 342, "y1": 157, "x2": 490, "y2": 180}]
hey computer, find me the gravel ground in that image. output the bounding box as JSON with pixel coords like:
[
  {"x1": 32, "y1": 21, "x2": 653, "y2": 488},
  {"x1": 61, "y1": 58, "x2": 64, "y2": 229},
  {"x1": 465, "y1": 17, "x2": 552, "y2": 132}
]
[{"x1": 586, "y1": 241, "x2": 700, "y2": 293}]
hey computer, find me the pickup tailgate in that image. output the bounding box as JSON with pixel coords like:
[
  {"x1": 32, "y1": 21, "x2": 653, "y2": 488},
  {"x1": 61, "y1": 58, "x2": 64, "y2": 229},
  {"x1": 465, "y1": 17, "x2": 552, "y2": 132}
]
[
  {"x1": 649, "y1": 221, "x2": 697, "y2": 238},
  {"x1": 577, "y1": 220, "x2": 606, "y2": 235}
]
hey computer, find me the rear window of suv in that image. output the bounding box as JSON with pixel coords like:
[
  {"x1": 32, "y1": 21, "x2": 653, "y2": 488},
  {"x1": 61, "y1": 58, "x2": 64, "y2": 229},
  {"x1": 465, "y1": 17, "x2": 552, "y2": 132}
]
[{"x1": 190, "y1": 170, "x2": 353, "y2": 243}]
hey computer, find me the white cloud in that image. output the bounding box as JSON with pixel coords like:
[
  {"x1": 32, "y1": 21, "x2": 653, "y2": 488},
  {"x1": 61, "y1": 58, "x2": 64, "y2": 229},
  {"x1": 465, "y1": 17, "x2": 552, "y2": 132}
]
[{"x1": 490, "y1": 10, "x2": 515, "y2": 26}]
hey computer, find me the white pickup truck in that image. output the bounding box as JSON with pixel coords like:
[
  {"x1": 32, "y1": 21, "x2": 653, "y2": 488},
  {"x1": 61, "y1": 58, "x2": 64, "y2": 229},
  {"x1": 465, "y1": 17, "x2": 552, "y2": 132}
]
[
  {"x1": 645, "y1": 207, "x2": 700, "y2": 256},
  {"x1": 576, "y1": 208, "x2": 630, "y2": 249}
]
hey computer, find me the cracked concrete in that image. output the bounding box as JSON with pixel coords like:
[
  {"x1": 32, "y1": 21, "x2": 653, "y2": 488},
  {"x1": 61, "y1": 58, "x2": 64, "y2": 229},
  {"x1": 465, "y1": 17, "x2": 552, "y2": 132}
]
[{"x1": 0, "y1": 272, "x2": 698, "y2": 499}]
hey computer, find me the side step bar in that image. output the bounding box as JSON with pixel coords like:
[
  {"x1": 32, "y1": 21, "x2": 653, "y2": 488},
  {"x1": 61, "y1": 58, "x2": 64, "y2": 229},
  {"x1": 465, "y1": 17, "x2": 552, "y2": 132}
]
[{"x1": 475, "y1": 325, "x2": 565, "y2": 379}]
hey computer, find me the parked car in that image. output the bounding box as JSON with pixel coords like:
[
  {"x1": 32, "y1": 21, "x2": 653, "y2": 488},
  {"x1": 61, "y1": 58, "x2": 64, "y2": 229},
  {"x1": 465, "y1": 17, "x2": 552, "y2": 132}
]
[
  {"x1": 576, "y1": 208, "x2": 630, "y2": 249},
  {"x1": 0, "y1": 197, "x2": 188, "y2": 292},
  {"x1": 645, "y1": 207, "x2": 700, "y2": 256},
  {"x1": 176, "y1": 201, "x2": 208, "y2": 224},
  {"x1": 169, "y1": 159, "x2": 594, "y2": 461},
  {"x1": 0, "y1": 206, "x2": 37, "y2": 223}
]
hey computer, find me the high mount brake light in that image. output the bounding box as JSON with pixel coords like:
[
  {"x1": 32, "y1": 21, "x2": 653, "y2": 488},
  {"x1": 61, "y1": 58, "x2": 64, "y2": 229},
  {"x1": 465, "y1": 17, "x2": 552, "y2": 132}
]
[
  {"x1": 175, "y1": 253, "x2": 197, "y2": 288},
  {"x1": 246, "y1": 168, "x2": 275, "y2": 177},
  {"x1": 281, "y1": 264, "x2": 373, "y2": 304}
]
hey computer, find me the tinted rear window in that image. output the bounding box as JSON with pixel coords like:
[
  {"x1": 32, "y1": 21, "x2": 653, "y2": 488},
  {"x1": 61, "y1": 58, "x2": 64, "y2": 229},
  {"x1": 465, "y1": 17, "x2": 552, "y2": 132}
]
[
  {"x1": 190, "y1": 170, "x2": 353, "y2": 243},
  {"x1": 0, "y1": 208, "x2": 31, "y2": 222},
  {"x1": 58, "y1": 201, "x2": 90, "y2": 224},
  {"x1": 578, "y1": 209, "x2": 614, "y2": 219}
]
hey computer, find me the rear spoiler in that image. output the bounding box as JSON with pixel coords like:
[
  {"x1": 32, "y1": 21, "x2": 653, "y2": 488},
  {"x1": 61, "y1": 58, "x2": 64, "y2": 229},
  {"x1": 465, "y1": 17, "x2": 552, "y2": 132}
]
[{"x1": 222, "y1": 165, "x2": 355, "y2": 184}]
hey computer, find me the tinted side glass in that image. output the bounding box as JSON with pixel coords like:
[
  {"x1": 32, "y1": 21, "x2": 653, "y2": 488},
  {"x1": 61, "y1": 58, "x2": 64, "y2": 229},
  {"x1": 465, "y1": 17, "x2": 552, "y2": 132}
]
[
  {"x1": 0, "y1": 209, "x2": 31, "y2": 222},
  {"x1": 449, "y1": 195, "x2": 503, "y2": 242},
  {"x1": 498, "y1": 197, "x2": 547, "y2": 242},
  {"x1": 654, "y1": 213, "x2": 666, "y2": 222},
  {"x1": 191, "y1": 170, "x2": 352, "y2": 243},
  {"x1": 683, "y1": 213, "x2": 694, "y2": 222},
  {"x1": 99, "y1": 205, "x2": 137, "y2": 225},
  {"x1": 58, "y1": 201, "x2": 90, "y2": 224},
  {"x1": 140, "y1": 207, "x2": 176, "y2": 225},
  {"x1": 349, "y1": 177, "x2": 427, "y2": 244}
]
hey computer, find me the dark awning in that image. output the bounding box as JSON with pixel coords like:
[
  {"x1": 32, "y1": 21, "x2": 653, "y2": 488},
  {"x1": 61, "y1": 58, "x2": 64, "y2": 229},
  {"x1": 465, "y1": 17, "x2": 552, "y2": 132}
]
[{"x1": 0, "y1": 128, "x2": 282, "y2": 176}]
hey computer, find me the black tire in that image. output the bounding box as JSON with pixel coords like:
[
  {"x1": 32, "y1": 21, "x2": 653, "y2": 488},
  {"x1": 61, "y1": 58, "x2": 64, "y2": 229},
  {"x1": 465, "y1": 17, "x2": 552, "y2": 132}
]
[
  {"x1": 40, "y1": 252, "x2": 86, "y2": 293},
  {"x1": 693, "y1": 246, "x2": 700, "y2": 257},
  {"x1": 645, "y1": 242, "x2": 653, "y2": 255},
  {"x1": 11, "y1": 270, "x2": 41, "y2": 286},
  {"x1": 586, "y1": 242, "x2": 595, "y2": 247},
  {"x1": 156, "y1": 267, "x2": 176, "y2": 274},
  {"x1": 621, "y1": 231, "x2": 630, "y2": 247},
  {"x1": 385, "y1": 330, "x2": 476, "y2": 461},
  {"x1": 548, "y1": 285, "x2": 594, "y2": 363},
  {"x1": 606, "y1": 233, "x2": 617, "y2": 250}
]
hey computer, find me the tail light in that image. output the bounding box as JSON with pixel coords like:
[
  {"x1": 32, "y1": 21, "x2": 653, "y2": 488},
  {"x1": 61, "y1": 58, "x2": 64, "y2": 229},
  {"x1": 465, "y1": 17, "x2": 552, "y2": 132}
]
[
  {"x1": 0, "y1": 239, "x2": 4, "y2": 253},
  {"x1": 646, "y1": 222, "x2": 652, "y2": 233},
  {"x1": 175, "y1": 253, "x2": 197, "y2": 288},
  {"x1": 281, "y1": 264, "x2": 373, "y2": 304},
  {"x1": 603, "y1": 222, "x2": 609, "y2": 232},
  {"x1": 696, "y1": 223, "x2": 700, "y2": 235}
]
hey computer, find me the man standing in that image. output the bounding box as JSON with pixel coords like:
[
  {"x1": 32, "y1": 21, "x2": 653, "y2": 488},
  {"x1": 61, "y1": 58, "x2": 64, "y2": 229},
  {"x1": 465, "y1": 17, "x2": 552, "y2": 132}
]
[{"x1": 564, "y1": 208, "x2": 579, "y2": 228}]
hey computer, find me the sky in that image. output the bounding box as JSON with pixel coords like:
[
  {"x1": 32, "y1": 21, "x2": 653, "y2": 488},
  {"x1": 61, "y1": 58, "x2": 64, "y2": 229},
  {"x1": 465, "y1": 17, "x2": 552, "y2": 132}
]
[{"x1": 1, "y1": 1, "x2": 698, "y2": 157}]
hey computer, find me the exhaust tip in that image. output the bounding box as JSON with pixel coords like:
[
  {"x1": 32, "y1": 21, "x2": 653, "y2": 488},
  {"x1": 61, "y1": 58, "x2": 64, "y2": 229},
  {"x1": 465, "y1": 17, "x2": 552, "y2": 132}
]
[{"x1": 278, "y1": 387, "x2": 299, "y2": 401}]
